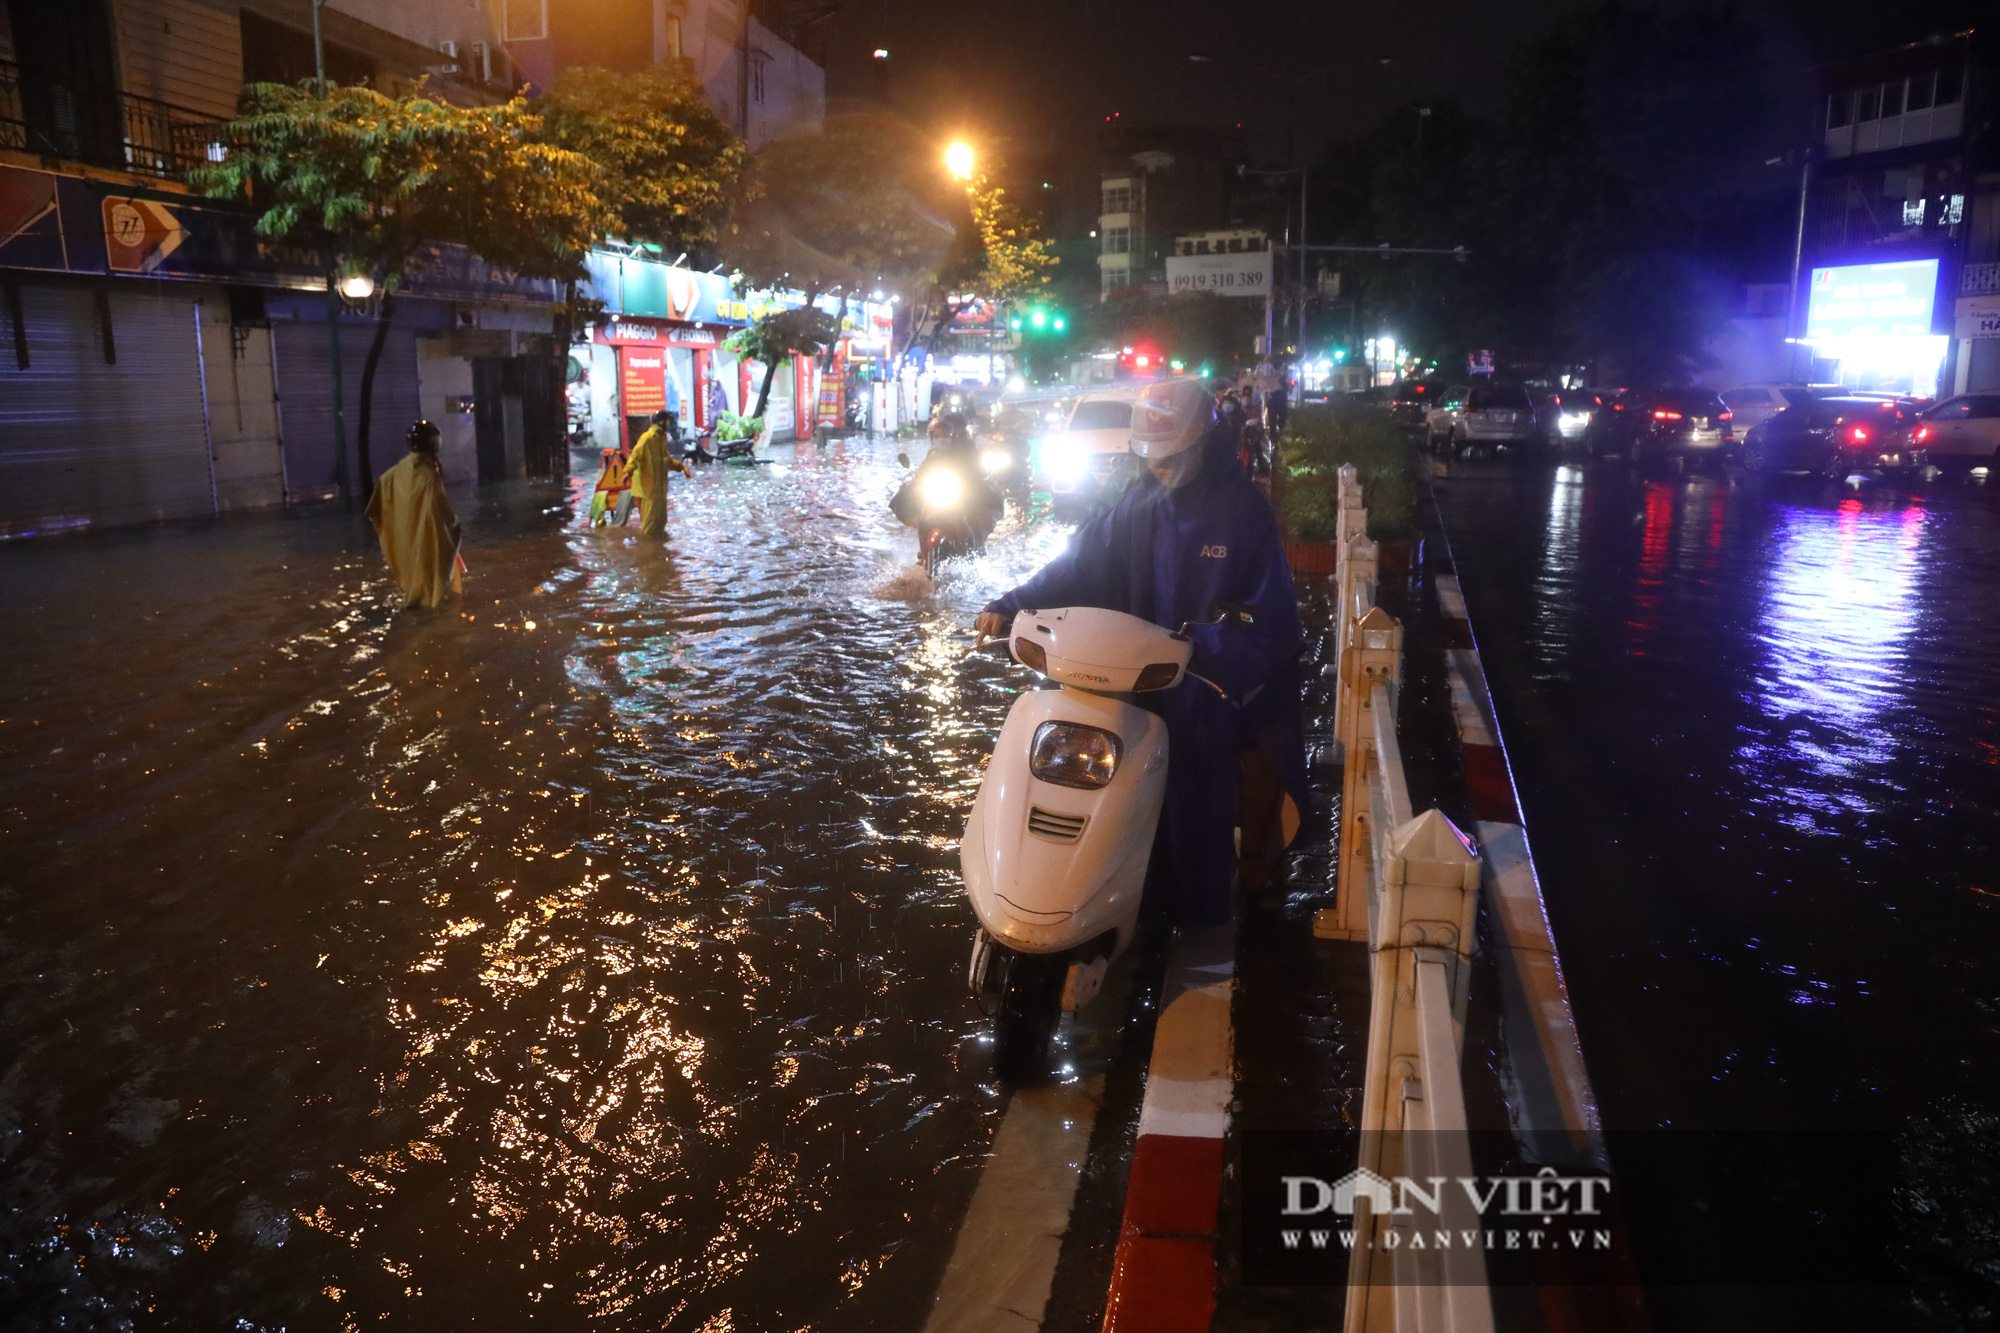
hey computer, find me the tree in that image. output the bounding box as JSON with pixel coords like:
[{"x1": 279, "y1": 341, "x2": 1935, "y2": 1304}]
[
  {"x1": 528, "y1": 65, "x2": 746, "y2": 253},
  {"x1": 920, "y1": 170, "x2": 1057, "y2": 352},
  {"x1": 724, "y1": 113, "x2": 959, "y2": 301},
  {"x1": 193, "y1": 82, "x2": 610, "y2": 492},
  {"x1": 727, "y1": 304, "x2": 840, "y2": 421}
]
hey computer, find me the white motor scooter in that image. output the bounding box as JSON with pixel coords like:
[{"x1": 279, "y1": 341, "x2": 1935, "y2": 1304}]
[{"x1": 961, "y1": 606, "x2": 1197, "y2": 1071}]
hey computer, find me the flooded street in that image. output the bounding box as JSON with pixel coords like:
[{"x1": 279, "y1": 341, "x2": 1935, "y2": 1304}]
[
  {"x1": 1432, "y1": 459, "x2": 2000, "y2": 1304},
  {"x1": 0, "y1": 439, "x2": 1078, "y2": 1329}
]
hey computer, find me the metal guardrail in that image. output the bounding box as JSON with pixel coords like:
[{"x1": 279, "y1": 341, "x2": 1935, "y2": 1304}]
[
  {"x1": 0, "y1": 57, "x2": 225, "y2": 180},
  {"x1": 1314, "y1": 464, "x2": 1495, "y2": 1333}
]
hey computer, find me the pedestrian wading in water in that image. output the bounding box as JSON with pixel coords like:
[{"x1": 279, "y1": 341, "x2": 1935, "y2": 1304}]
[
  {"x1": 365, "y1": 419, "x2": 463, "y2": 608},
  {"x1": 627, "y1": 409, "x2": 694, "y2": 536}
]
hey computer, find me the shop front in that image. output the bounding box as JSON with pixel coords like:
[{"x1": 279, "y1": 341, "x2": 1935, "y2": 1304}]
[{"x1": 591, "y1": 316, "x2": 729, "y2": 449}]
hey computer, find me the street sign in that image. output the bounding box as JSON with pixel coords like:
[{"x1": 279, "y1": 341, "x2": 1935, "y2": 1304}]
[
  {"x1": 101, "y1": 196, "x2": 185, "y2": 274},
  {"x1": 1166, "y1": 249, "x2": 1272, "y2": 298}
]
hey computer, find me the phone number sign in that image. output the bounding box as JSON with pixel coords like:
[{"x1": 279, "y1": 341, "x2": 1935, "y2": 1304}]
[{"x1": 1166, "y1": 249, "x2": 1273, "y2": 298}]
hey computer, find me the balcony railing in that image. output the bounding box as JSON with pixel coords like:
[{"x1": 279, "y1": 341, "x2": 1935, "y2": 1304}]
[
  {"x1": 1964, "y1": 262, "x2": 2000, "y2": 298},
  {"x1": 0, "y1": 58, "x2": 226, "y2": 181}
]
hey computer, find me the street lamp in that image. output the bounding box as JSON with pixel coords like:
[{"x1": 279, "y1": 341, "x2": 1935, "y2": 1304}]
[
  {"x1": 944, "y1": 140, "x2": 976, "y2": 181},
  {"x1": 338, "y1": 273, "x2": 376, "y2": 302}
]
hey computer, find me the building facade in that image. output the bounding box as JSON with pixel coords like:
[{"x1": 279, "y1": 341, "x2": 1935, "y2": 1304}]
[
  {"x1": 1095, "y1": 123, "x2": 1244, "y2": 300},
  {"x1": 501, "y1": 0, "x2": 824, "y2": 150},
  {"x1": 1802, "y1": 30, "x2": 2000, "y2": 397}
]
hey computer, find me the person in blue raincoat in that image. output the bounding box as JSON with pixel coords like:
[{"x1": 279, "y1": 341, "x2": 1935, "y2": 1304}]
[{"x1": 973, "y1": 378, "x2": 1307, "y2": 927}]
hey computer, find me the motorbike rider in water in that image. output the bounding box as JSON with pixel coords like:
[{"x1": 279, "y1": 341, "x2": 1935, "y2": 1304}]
[
  {"x1": 974, "y1": 378, "x2": 1306, "y2": 926},
  {"x1": 891, "y1": 411, "x2": 1004, "y2": 540}
]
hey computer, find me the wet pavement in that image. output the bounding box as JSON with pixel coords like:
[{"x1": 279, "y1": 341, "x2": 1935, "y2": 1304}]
[
  {"x1": 0, "y1": 438, "x2": 1091, "y2": 1329},
  {"x1": 1430, "y1": 457, "x2": 2000, "y2": 1319}
]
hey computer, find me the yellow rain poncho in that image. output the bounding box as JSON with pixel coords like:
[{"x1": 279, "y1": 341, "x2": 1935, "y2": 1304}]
[
  {"x1": 626, "y1": 424, "x2": 692, "y2": 535},
  {"x1": 365, "y1": 452, "x2": 463, "y2": 608}
]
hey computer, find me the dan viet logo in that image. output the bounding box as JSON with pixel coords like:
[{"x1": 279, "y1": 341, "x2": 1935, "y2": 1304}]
[{"x1": 1276, "y1": 1166, "x2": 1614, "y2": 1253}]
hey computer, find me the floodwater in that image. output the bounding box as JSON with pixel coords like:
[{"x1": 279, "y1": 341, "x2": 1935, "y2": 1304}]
[
  {"x1": 0, "y1": 439, "x2": 1077, "y2": 1329},
  {"x1": 1432, "y1": 458, "x2": 2000, "y2": 1313}
]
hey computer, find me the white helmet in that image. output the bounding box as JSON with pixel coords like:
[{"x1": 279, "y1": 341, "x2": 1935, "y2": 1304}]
[{"x1": 1128, "y1": 379, "x2": 1216, "y2": 460}]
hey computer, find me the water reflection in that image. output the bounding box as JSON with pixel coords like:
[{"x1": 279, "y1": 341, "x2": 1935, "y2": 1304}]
[
  {"x1": 0, "y1": 440, "x2": 1079, "y2": 1329},
  {"x1": 1529, "y1": 466, "x2": 1586, "y2": 682},
  {"x1": 1744, "y1": 496, "x2": 1929, "y2": 827}
]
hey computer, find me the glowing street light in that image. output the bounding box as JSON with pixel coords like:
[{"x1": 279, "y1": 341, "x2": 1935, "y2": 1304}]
[
  {"x1": 338, "y1": 273, "x2": 375, "y2": 301},
  {"x1": 944, "y1": 140, "x2": 976, "y2": 181}
]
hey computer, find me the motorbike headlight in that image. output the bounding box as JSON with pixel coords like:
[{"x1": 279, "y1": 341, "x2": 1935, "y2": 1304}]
[
  {"x1": 1030, "y1": 722, "x2": 1121, "y2": 790},
  {"x1": 919, "y1": 467, "x2": 965, "y2": 509},
  {"x1": 1042, "y1": 437, "x2": 1088, "y2": 482},
  {"x1": 982, "y1": 448, "x2": 1012, "y2": 473}
]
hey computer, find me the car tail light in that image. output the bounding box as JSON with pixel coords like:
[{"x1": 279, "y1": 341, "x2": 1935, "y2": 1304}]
[
  {"x1": 1845, "y1": 425, "x2": 1871, "y2": 446},
  {"x1": 1717, "y1": 411, "x2": 1732, "y2": 421},
  {"x1": 1030, "y1": 722, "x2": 1121, "y2": 789},
  {"x1": 1652, "y1": 409, "x2": 1682, "y2": 421},
  {"x1": 1013, "y1": 636, "x2": 1048, "y2": 674},
  {"x1": 1914, "y1": 425, "x2": 1931, "y2": 443}
]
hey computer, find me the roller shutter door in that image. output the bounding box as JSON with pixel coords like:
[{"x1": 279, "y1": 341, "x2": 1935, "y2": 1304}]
[
  {"x1": 272, "y1": 319, "x2": 421, "y2": 502},
  {"x1": 0, "y1": 280, "x2": 214, "y2": 537}
]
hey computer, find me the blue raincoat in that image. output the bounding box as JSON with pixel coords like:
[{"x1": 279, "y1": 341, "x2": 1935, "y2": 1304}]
[{"x1": 984, "y1": 425, "x2": 1306, "y2": 926}]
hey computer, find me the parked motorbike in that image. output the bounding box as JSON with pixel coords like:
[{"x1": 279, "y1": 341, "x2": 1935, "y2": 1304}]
[
  {"x1": 893, "y1": 450, "x2": 1001, "y2": 576},
  {"x1": 961, "y1": 607, "x2": 1201, "y2": 1075}
]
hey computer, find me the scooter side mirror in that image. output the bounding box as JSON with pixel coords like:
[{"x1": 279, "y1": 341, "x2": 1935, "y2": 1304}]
[{"x1": 897, "y1": 452, "x2": 911, "y2": 468}]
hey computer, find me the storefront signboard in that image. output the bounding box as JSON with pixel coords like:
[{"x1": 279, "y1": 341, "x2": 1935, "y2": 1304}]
[
  {"x1": 620, "y1": 349, "x2": 666, "y2": 414},
  {"x1": 593, "y1": 316, "x2": 725, "y2": 348},
  {"x1": 1805, "y1": 259, "x2": 1940, "y2": 340},
  {"x1": 1953, "y1": 296, "x2": 2000, "y2": 340}
]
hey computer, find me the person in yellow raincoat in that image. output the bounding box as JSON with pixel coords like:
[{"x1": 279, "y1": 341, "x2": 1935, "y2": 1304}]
[
  {"x1": 626, "y1": 410, "x2": 692, "y2": 536},
  {"x1": 365, "y1": 420, "x2": 463, "y2": 608}
]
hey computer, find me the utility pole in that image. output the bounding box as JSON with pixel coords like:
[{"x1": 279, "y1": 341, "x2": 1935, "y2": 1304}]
[{"x1": 312, "y1": 0, "x2": 351, "y2": 509}]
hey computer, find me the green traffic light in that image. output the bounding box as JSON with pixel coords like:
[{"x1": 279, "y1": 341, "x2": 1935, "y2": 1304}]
[
  {"x1": 1052, "y1": 315, "x2": 1066, "y2": 332},
  {"x1": 1031, "y1": 309, "x2": 1047, "y2": 329},
  {"x1": 1010, "y1": 317, "x2": 1022, "y2": 331}
]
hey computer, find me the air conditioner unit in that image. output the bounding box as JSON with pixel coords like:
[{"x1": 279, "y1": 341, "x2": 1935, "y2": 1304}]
[{"x1": 436, "y1": 40, "x2": 459, "y2": 74}]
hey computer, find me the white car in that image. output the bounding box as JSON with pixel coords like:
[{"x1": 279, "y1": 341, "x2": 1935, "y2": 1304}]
[
  {"x1": 1036, "y1": 390, "x2": 1140, "y2": 506},
  {"x1": 1912, "y1": 393, "x2": 2000, "y2": 473},
  {"x1": 1425, "y1": 383, "x2": 1538, "y2": 450}
]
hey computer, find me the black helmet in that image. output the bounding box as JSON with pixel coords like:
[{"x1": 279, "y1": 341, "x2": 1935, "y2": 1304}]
[
  {"x1": 650, "y1": 410, "x2": 672, "y2": 426},
  {"x1": 406, "y1": 419, "x2": 441, "y2": 451}
]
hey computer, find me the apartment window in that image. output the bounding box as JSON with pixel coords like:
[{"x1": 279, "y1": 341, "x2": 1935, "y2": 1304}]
[
  {"x1": 1907, "y1": 71, "x2": 1935, "y2": 111},
  {"x1": 666, "y1": 16, "x2": 683, "y2": 59},
  {"x1": 505, "y1": 0, "x2": 548, "y2": 42},
  {"x1": 1103, "y1": 184, "x2": 1131, "y2": 214},
  {"x1": 1937, "y1": 65, "x2": 1963, "y2": 105},
  {"x1": 1855, "y1": 85, "x2": 1880, "y2": 122},
  {"x1": 1827, "y1": 91, "x2": 1852, "y2": 129},
  {"x1": 1881, "y1": 78, "x2": 1904, "y2": 118},
  {"x1": 1106, "y1": 269, "x2": 1130, "y2": 289},
  {"x1": 1103, "y1": 226, "x2": 1130, "y2": 255}
]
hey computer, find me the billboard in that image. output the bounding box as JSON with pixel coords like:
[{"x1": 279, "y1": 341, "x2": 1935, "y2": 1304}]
[
  {"x1": 1166, "y1": 249, "x2": 1272, "y2": 298},
  {"x1": 1805, "y1": 259, "x2": 1940, "y2": 341}
]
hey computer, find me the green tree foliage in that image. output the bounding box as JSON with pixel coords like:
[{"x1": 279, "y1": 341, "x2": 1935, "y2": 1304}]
[
  {"x1": 529, "y1": 65, "x2": 746, "y2": 252},
  {"x1": 1276, "y1": 403, "x2": 1423, "y2": 542},
  {"x1": 726, "y1": 303, "x2": 840, "y2": 421},
  {"x1": 924, "y1": 168, "x2": 1057, "y2": 350},
  {"x1": 192, "y1": 82, "x2": 610, "y2": 486},
  {"x1": 724, "y1": 113, "x2": 958, "y2": 299}
]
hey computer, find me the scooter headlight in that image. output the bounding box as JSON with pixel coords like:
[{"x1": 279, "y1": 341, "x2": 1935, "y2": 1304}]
[
  {"x1": 1030, "y1": 722, "x2": 1121, "y2": 790},
  {"x1": 1041, "y1": 436, "x2": 1089, "y2": 483},
  {"x1": 981, "y1": 448, "x2": 1012, "y2": 473},
  {"x1": 920, "y1": 467, "x2": 965, "y2": 509}
]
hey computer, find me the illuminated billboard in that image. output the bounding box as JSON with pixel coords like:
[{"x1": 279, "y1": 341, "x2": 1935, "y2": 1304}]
[{"x1": 1804, "y1": 259, "x2": 1939, "y2": 341}]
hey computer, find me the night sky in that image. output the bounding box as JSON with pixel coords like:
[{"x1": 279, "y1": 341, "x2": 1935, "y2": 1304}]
[{"x1": 821, "y1": 0, "x2": 1987, "y2": 232}]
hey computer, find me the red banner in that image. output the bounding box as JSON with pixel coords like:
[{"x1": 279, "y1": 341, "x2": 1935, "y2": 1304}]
[{"x1": 620, "y1": 347, "x2": 665, "y2": 414}]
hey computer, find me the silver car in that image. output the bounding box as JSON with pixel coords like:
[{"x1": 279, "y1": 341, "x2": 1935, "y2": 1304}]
[{"x1": 1426, "y1": 383, "x2": 1539, "y2": 451}]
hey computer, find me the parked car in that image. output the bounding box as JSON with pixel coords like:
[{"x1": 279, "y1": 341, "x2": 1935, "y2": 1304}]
[
  {"x1": 1588, "y1": 387, "x2": 1733, "y2": 466},
  {"x1": 1910, "y1": 393, "x2": 2000, "y2": 474},
  {"x1": 1425, "y1": 382, "x2": 1538, "y2": 451},
  {"x1": 1716, "y1": 384, "x2": 1845, "y2": 436},
  {"x1": 1387, "y1": 380, "x2": 1445, "y2": 425},
  {"x1": 1739, "y1": 396, "x2": 1924, "y2": 479},
  {"x1": 1035, "y1": 389, "x2": 1140, "y2": 510}
]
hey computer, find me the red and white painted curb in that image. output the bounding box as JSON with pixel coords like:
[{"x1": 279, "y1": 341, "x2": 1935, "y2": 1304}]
[
  {"x1": 1435, "y1": 573, "x2": 1601, "y2": 1141},
  {"x1": 1100, "y1": 927, "x2": 1235, "y2": 1333}
]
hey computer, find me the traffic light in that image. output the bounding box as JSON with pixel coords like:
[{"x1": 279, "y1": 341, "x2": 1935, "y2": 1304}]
[{"x1": 1012, "y1": 305, "x2": 1068, "y2": 338}]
